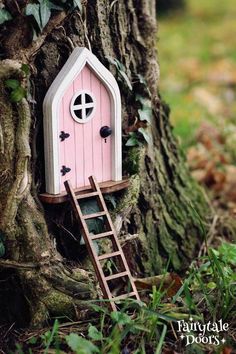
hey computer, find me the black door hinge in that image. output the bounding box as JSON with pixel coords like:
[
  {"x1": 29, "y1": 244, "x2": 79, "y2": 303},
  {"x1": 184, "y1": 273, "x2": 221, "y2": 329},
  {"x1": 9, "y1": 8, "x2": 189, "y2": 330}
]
[
  {"x1": 61, "y1": 165, "x2": 71, "y2": 176},
  {"x1": 60, "y1": 131, "x2": 70, "y2": 141}
]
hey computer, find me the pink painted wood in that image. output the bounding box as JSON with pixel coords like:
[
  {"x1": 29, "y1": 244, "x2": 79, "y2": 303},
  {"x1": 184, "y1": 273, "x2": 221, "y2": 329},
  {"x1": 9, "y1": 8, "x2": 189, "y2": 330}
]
[
  {"x1": 60, "y1": 84, "x2": 76, "y2": 191},
  {"x1": 73, "y1": 72, "x2": 84, "y2": 187},
  {"x1": 101, "y1": 84, "x2": 112, "y2": 181},
  {"x1": 59, "y1": 64, "x2": 112, "y2": 192},
  {"x1": 82, "y1": 66, "x2": 94, "y2": 182}
]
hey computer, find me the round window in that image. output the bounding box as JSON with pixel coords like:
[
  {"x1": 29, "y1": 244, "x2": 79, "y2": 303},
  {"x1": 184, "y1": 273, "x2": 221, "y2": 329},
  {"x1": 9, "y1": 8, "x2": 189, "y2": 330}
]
[{"x1": 70, "y1": 90, "x2": 96, "y2": 123}]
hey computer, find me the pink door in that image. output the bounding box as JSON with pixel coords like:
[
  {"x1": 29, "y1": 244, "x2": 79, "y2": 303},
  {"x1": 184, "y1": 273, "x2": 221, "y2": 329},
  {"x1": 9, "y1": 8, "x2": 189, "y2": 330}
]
[{"x1": 59, "y1": 64, "x2": 112, "y2": 192}]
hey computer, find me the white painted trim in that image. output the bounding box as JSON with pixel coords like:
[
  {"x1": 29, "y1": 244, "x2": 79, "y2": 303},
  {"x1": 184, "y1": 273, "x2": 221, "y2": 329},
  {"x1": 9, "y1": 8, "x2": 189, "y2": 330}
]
[
  {"x1": 43, "y1": 47, "x2": 122, "y2": 195},
  {"x1": 70, "y1": 89, "x2": 96, "y2": 124}
]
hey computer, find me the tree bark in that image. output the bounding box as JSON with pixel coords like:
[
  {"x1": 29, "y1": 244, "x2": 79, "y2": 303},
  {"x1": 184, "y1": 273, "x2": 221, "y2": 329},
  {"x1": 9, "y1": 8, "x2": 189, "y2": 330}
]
[{"x1": 0, "y1": 0, "x2": 209, "y2": 326}]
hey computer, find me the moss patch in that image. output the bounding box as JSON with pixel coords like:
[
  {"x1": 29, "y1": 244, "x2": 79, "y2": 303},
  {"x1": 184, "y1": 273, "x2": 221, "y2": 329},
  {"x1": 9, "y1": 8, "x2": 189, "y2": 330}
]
[{"x1": 43, "y1": 290, "x2": 75, "y2": 318}]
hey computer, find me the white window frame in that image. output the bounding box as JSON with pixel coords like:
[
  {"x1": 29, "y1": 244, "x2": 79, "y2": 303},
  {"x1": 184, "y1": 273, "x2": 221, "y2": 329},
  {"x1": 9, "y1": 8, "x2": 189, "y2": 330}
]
[{"x1": 70, "y1": 90, "x2": 96, "y2": 123}]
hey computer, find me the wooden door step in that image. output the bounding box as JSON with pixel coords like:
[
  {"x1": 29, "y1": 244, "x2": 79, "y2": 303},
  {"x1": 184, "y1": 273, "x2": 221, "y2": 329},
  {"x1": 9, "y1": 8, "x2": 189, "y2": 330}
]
[{"x1": 40, "y1": 179, "x2": 129, "y2": 204}]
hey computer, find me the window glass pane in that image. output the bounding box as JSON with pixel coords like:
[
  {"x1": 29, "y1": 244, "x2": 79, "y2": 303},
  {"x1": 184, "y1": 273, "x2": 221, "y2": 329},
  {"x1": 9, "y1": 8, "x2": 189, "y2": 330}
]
[
  {"x1": 85, "y1": 93, "x2": 93, "y2": 103},
  {"x1": 74, "y1": 95, "x2": 82, "y2": 105},
  {"x1": 74, "y1": 109, "x2": 82, "y2": 119},
  {"x1": 86, "y1": 107, "x2": 93, "y2": 117}
]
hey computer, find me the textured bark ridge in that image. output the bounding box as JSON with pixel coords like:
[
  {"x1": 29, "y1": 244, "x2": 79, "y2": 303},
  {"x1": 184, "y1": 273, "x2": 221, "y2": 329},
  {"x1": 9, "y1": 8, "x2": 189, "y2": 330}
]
[
  {"x1": 0, "y1": 0, "x2": 209, "y2": 326},
  {"x1": 0, "y1": 62, "x2": 97, "y2": 326}
]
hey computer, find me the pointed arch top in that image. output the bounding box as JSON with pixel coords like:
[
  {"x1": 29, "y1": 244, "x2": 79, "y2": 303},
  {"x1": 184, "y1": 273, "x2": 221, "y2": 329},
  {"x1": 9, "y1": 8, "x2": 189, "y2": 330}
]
[{"x1": 43, "y1": 47, "x2": 121, "y2": 113}]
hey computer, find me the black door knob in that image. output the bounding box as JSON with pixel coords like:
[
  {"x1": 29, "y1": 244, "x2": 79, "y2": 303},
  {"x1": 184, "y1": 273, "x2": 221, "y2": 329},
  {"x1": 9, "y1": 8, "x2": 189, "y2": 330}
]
[{"x1": 100, "y1": 126, "x2": 112, "y2": 138}]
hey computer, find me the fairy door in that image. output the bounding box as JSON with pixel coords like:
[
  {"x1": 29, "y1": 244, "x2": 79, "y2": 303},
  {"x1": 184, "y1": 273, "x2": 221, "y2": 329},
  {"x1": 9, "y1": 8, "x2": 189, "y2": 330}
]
[{"x1": 43, "y1": 47, "x2": 122, "y2": 195}]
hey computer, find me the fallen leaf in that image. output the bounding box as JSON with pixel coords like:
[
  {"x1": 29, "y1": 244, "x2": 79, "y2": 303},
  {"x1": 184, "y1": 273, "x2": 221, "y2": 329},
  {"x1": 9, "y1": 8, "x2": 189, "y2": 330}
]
[
  {"x1": 221, "y1": 346, "x2": 233, "y2": 354},
  {"x1": 196, "y1": 122, "x2": 225, "y2": 146},
  {"x1": 192, "y1": 87, "x2": 224, "y2": 115},
  {"x1": 179, "y1": 58, "x2": 203, "y2": 82},
  {"x1": 134, "y1": 273, "x2": 182, "y2": 297},
  {"x1": 207, "y1": 59, "x2": 236, "y2": 86}
]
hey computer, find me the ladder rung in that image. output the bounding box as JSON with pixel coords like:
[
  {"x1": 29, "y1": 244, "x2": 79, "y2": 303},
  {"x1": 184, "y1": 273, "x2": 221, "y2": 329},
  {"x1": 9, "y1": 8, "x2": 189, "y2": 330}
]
[
  {"x1": 90, "y1": 231, "x2": 114, "y2": 240},
  {"x1": 105, "y1": 271, "x2": 128, "y2": 281},
  {"x1": 112, "y1": 292, "x2": 137, "y2": 301},
  {"x1": 76, "y1": 192, "x2": 99, "y2": 200},
  {"x1": 98, "y1": 251, "x2": 121, "y2": 261},
  {"x1": 83, "y1": 211, "x2": 106, "y2": 220}
]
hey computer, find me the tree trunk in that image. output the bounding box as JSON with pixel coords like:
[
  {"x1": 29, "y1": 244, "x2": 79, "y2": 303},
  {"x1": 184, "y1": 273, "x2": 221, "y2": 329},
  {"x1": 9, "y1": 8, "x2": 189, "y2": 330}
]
[{"x1": 0, "y1": 0, "x2": 209, "y2": 327}]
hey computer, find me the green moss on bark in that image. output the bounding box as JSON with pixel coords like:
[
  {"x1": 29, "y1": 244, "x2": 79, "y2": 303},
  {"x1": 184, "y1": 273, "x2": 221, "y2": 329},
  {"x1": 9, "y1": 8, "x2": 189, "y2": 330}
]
[{"x1": 42, "y1": 290, "x2": 75, "y2": 317}]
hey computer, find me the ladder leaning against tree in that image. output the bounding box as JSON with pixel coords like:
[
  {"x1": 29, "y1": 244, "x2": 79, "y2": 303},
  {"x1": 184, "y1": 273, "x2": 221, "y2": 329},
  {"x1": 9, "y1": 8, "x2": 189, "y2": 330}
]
[{"x1": 64, "y1": 175, "x2": 140, "y2": 311}]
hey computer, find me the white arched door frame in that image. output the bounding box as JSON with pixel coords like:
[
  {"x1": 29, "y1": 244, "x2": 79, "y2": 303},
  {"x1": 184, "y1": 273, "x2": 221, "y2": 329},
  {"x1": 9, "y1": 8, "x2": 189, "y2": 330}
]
[{"x1": 43, "y1": 47, "x2": 122, "y2": 194}]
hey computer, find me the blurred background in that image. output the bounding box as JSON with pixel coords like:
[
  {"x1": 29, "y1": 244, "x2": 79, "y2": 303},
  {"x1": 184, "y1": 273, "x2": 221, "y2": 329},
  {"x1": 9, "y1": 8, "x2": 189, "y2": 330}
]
[{"x1": 157, "y1": 0, "x2": 236, "y2": 215}]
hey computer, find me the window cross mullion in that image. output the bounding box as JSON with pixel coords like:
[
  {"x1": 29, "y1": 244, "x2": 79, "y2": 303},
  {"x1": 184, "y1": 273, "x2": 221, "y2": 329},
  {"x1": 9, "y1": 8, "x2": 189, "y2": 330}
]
[
  {"x1": 84, "y1": 103, "x2": 94, "y2": 109},
  {"x1": 73, "y1": 104, "x2": 83, "y2": 110}
]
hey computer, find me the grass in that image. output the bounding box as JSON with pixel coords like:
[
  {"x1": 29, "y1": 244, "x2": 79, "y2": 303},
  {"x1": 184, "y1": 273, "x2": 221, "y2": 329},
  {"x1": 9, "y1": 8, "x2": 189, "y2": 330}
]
[
  {"x1": 158, "y1": 0, "x2": 236, "y2": 147},
  {"x1": 13, "y1": 241, "x2": 236, "y2": 353}
]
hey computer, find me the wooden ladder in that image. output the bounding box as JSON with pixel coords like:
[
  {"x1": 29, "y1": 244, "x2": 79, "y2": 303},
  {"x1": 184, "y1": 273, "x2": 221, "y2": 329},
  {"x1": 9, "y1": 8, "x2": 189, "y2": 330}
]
[{"x1": 64, "y1": 176, "x2": 140, "y2": 311}]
